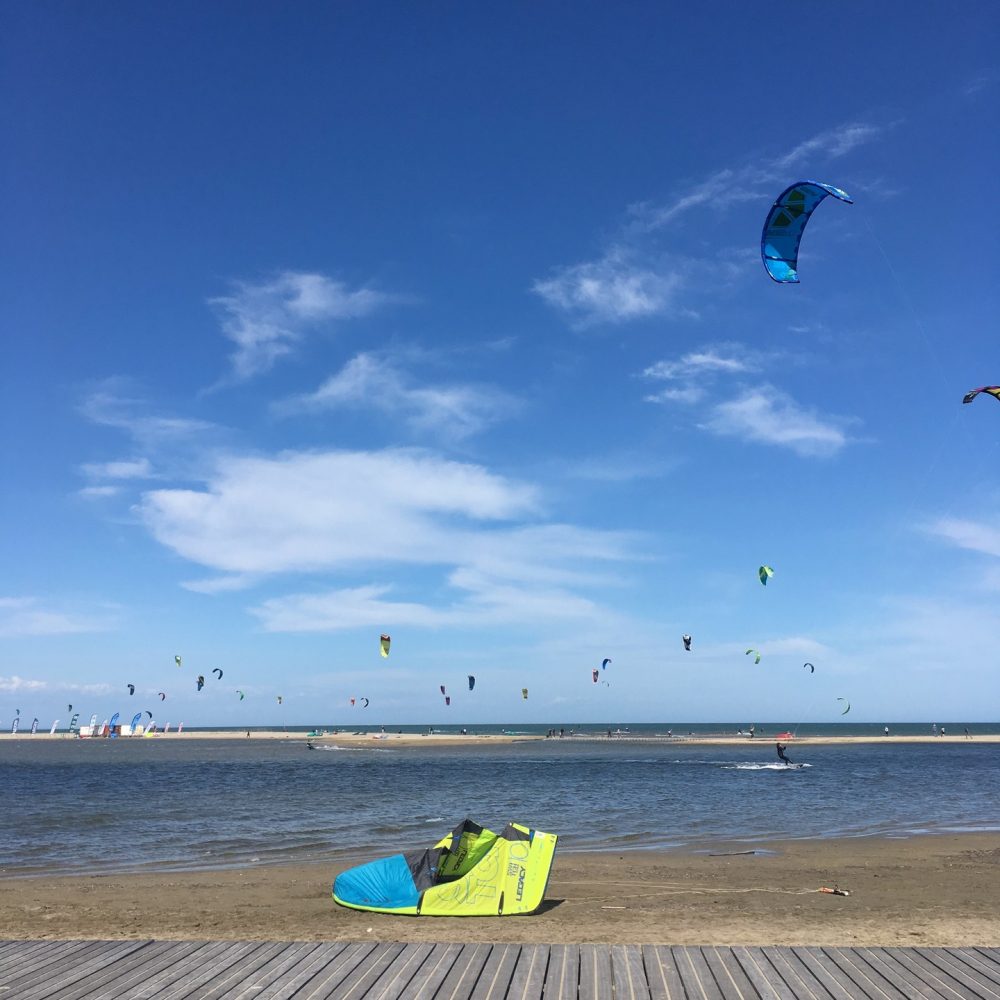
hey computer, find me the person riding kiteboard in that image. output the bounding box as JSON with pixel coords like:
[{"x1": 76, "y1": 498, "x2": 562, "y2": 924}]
[{"x1": 776, "y1": 741, "x2": 793, "y2": 766}]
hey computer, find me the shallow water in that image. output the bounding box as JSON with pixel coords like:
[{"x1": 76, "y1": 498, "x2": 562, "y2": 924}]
[{"x1": 2, "y1": 734, "x2": 998, "y2": 876}]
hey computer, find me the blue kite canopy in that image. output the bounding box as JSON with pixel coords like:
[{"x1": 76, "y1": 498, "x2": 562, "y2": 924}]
[{"x1": 761, "y1": 181, "x2": 853, "y2": 283}]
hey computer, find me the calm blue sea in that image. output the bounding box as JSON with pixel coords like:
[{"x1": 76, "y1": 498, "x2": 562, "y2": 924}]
[{"x1": 2, "y1": 723, "x2": 998, "y2": 877}]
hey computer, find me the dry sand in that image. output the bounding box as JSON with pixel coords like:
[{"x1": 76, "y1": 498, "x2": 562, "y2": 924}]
[{"x1": 3, "y1": 833, "x2": 997, "y2": 946}]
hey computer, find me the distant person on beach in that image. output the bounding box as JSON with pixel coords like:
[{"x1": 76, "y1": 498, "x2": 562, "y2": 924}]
[
  {"x1": 246, "y1": 730, "x2": 250, "y2": 738},
  {"x1": 884, "y1": 726, "x2": 889, "y2": 736},
  {"x1": 776, "y1": 742, "x2": 793, "y2": 765},
  {"x1": 940, "y1": 726, "x2": 946, "y2": 737},
  {"x1": 965, "y1": 727, "x2": 971, "y2": 739},
  {"x1": 749, "y1": 725, "x2": 755, "y2": 739}
]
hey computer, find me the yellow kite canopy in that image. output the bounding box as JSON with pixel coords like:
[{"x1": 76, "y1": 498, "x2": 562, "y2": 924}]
[{"x1": 332, "y1": 819, "x2": 557, "y2": 916}]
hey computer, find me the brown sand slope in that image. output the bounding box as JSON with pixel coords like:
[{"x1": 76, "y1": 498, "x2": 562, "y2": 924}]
[{"x1": 3, "y1": 833, "x2": 997, "y2": 946}]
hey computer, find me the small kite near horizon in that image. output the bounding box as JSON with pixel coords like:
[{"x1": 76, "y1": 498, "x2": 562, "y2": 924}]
[
  {"x1": 746, "y1": 648, "x2": 761, "y2": 664},
  {"x1": 758, "y1": 565, "x2": 774, "y2": 586}
]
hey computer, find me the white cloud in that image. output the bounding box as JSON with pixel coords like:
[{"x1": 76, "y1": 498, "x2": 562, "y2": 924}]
[
  {"x1": 535, "y1": 120, "x2": 882, "y2": 327},
  {"x1": 210, "y1": 272, "x2": 388, "y2": 379},
  {"x1": 81, "y1": 381, "x2": 217, "y2": 447},
  {"x1": 777, "y1": 123, "x2": 882, "y2": 168},
  {"x1": 0, "y1": 675, "x2": 48, "y2": 693},
  {"x1": 81, "y1": 458, "x2": 153, "y2": 480},
  {"x1": 138, "y1": 448, "x2": 541, "y2": 576},
  {"x1": 532, "y1": 248, "x2": 684, "y2": 325},
  {"x1": 926, "y1": 517, "x2": 1000, "y2": 558},
  {"x1": 277, "y1": 352, "x2": 518, "y2": 439},
  {"x1": 644, "y1": 346, "x2": 758, "y2": 382},
  {"x1": 699, "y1": 387, "x2": 850, "y2": 457},
  {"x1": 78, "y1": 485, "x2": 121, "y2": 499},
  {"x1": 0, "y1": 598, "x2": 115, "y2": 637}
]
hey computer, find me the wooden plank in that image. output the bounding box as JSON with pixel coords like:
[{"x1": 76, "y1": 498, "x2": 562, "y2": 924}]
[
  {"x1": 902, "y1": 947, "x2": 999, "y2": 1000},
  {"x1": 979, "y1": 951, "x2": 1000, "y2": 970},
  {"x1": 15, "y1": 941, "x2": 152, "y2": 1000},
  {"x1": 579, "y1": 943, "x2": 614, "y2": 1000},
  {"x1": 823, "y1": 948, "x2": 911, "y2": 1000},
  {"x1": 882, "y1": 946, "x2": 982, "y2": 1000},
  {"x1": 702, "y1": 945, "x2": 765, "y2": 1000},
  {"x1": 130, "y1": 941, "x2": 273, "y2": 1000},
  {"x1": 542, "y1": 944, "x2": 580, "y2": 1000},
  {"x1": 84, "y1": 942, "x2": 232, "y2": 1000},
  {"x1": 921, "y1": 949, "x2": 1000, "y2": 999},
  {"x1": 950, "y1": 950, "x2": 1000, "y2": 989},
  {"x1": 854, "y1": 947, "x2": 950, "y2": 1000},
  {"x1": 194, "y1": 942, "x2": 324, "y2": 1000},
  {"x1": 46, "y1": 940, "x2": 207, "y2": 1000},
  {"x1": 506, "y1": 944, "x2": 549, "y2": 1000},
  {"x1": 732, "y1": 947, "x2": 797, "y2": 1000},
  {"x1": 610, "y1": 944, "x2": 651, "y2": 1000},
  {"x1": 793, "y1": 948, "x2": 879, "y2": 1000},
  {"x1": 672, "y1": 945, "x2": 724, "y2": 1000},
  {"x1": 351, "y1": 942, "x2": 433, "y2": 1000},
  {"x1": 469, "y1": 943, "x2": 521, "y2": 1000},
  {"x1": 758, "y1": 948, "x2": 831, "y2": 1000},
  {"x1": 316, "y1": 941, "x2": 403, "y2": 1000},
  {"x1": 287, "y1": 941, "x2": 380, "y2": 1000},
  {"x1": 86, "y1": 941, "x2": 238, "y2": 1000},
  {"x1": 251, "y1": 943, "x2": 353, "y2": 1000},
  {"x1": 433, "y1": 942, "x2": 493, "y2": 1000},
  {"x1": 402, "y1": 942, "x2": 467, "y2": 1000},
  {"x1": 0, "y1": 940, "x2": 95, "y2": 980}
]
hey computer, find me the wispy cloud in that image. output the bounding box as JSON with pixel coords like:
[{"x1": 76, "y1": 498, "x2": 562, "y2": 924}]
[
  {"x1": 0, "y1": 598, "x2": 116, "y2": 637},
  {"x1": 642, "y1": 343, "x2": 763, "y2": 404},
  {"x1": 535, "y1": 121, "x2": 882, "y2": 326},
  {"x1": 276, "y1": 352, "x2": 519, "y2": 440},
  {"x1": 81, "y1": 380, "x2": 217, "y2": 447},
  {"x1": 925, "y1": 517, "x2": 1000, "y2": 558},
  {"x1": 699, "y1": 386, "x2": 851, "y2": 457},
  {"x1": 138, "y1": 448, "x2": 541, "y2": 577},
  {"x1": 776, "y1": 123, "x2": 882, "y2": 169},
  {"x1": 210, "y1": 272, "x2": 389, "y2": 380},
  {"x1": 80, "y1": 458, "x2": 153, "y2": 480},
  {"x1": 0, "y1": 675, "x2": 48, "y2": 693},
  {"x1": 532, "y1": 247, "x2": 686, "y2": 326}
]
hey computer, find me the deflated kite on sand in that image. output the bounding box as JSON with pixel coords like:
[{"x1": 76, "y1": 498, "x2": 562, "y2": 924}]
[{"x1": 332, "y1": 818, "x2": 557, "y2": 916}]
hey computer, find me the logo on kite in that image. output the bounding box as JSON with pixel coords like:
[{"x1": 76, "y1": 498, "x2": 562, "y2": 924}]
[
  {"x1": 962, "y1": 386, "x2": 1000, "y2": 405},
  {"x1": 196, "y1": 675, "x2": 205, "y2": 691},
  {"x1": 837, "y1": 697, "x2": 850, "y2": 715},
  {"x1": 761, "y1": 181, "x2": 853, "y2": 283},
  {"x1": 212, "y1": 668, "x2": 223, "y2": 680},
  {"x1": 803, "y1": 662, "x2": 815, "y2": 673},
  {"x1": 174, "y1": 655, "x2": 182, "y2": 667},
  {"x1": 682, "y1": 634, "x2": 692, "y2": 651},
  {"x1": 758, "y1": 565, "x2": 774, "y2": 586},
  {"x1": 467, "y1": 675, "x2": 475, "y2": 691},
  {"x1": 521, "y1": 688, "x2": 528, "y2": 700},
  {"x1": 379, "y1": 634, "x2": 391, "y2": 658},
  {"x1": 127, "y1": 683, "x2": 135, "y2": 696},
  {"x1": 745, "y1": 648, "x2": 761, "y2": 664},
  {"x1": 158, "y1": 691, "x2": 166, "y2": 701}
]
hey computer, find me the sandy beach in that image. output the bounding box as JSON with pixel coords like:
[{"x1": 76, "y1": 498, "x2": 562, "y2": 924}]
[{"x1": 2, "y1": 833, "x2": 997, "y2": 946}]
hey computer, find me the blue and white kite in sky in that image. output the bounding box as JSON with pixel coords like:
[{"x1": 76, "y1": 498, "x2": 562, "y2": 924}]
[{"x1": 761, "y1": 181, "x2": 853, "y2": 283}]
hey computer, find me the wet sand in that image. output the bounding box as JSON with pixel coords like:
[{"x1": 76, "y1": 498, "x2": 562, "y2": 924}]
[{"x1": 2, "y1": 833, "x2": 997, "y2": 945}]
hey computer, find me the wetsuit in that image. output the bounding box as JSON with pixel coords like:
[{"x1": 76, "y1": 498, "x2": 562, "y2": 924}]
[{"x1": 776, "y1": 742, "x2": 792, "y2": 765}]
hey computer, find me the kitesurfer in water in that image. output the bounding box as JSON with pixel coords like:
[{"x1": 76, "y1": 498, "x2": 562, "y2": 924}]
[{"x1": 776, "y1": 742, "x2": 793, "y2": 766}]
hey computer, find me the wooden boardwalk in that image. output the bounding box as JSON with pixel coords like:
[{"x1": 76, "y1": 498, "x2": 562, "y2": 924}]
[{"x1": 1, "y1": 941, "x2": 999, "y2": 999}]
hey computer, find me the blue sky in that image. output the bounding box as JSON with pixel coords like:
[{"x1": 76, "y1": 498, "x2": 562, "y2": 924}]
[{"x1": 3, "y1": 3, "x2": 998, "y2": 727}]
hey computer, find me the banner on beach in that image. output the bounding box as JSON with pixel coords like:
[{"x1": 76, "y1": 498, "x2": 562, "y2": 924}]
[
  {"x1": 10, "y1": 717, "x2": 19, "y2": 734},
  {"x1": 129, "y1": 712, "x2": 143, "y2": 734},
  {"x1": 30, "y1": 717, "x2": 38, "y2": 734},
  {"x1": 108, "y1": 712, "x2": 120, "y2": 738},
  {"x1": 69, "y1": 713, "x2": 80, "y2": 732},
  {"x1": 50, "y1": 720, "x2": 58, "y2": 735}
]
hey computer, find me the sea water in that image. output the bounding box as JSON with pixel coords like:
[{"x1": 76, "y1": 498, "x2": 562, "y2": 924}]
[{"x1": 1, "y1": 730, "x2": 998, "y2": 877}]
